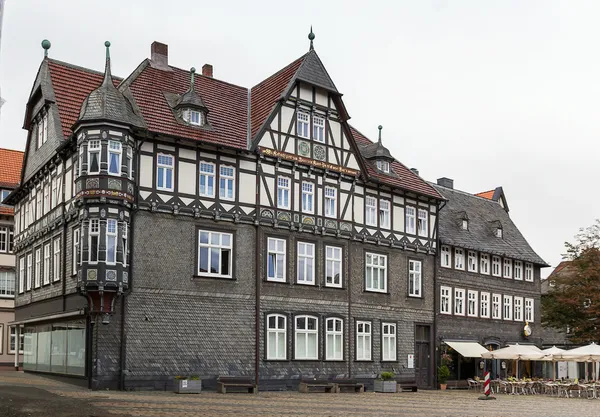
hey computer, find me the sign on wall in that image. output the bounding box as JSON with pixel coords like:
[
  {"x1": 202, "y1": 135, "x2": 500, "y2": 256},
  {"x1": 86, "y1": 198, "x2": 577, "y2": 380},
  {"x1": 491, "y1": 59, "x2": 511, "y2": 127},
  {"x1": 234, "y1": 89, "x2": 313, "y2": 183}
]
[{"x1": 407, "y1": 354, "x2": 414, "y2": 369}]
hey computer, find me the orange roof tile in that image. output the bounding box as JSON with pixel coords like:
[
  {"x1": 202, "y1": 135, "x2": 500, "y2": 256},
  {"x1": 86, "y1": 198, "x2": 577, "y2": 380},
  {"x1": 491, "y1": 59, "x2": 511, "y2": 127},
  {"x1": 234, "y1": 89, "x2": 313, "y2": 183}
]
[
  {"x1": 0, "y1": 148, "x2": 24, "y2": 188},
  {"x1": 0, "y1": 206, "x2": 14, "y2": 216},
  {"x1": 475, "y1": 190, "x2": 495, "y2": 200}
]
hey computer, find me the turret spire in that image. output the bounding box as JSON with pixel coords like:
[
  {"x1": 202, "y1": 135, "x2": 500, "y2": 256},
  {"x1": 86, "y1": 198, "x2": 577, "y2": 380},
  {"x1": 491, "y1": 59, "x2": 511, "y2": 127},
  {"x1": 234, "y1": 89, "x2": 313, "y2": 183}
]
[
  {"x1": 190, "y1": 67, "x2": 196, "y2": 91},
  {"x1": 308, "y1": 26, "x2": 315, "y2": 51},
  {"x1": 102, "y1": 41, "x2": 113, "y2": 87},
  {"x1": 378, "y1": 125, "x2": 383, "y2": 143}
]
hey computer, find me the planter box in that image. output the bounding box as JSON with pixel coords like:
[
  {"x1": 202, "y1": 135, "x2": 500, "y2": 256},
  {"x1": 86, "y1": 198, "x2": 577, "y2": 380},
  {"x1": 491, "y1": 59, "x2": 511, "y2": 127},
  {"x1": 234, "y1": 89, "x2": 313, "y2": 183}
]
[
  {"x1": 175, "y1": 379, "x2": 202, "y2": 394},
  {"x1": 374, "y1": 380, "x2": 397, "y2": 393}
]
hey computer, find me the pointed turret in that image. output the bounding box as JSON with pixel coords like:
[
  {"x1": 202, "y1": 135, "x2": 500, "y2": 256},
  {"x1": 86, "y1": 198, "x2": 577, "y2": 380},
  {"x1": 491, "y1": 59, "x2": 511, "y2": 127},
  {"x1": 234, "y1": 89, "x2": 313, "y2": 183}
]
[{"x1": 362, "y1": 125, "x2": 394, "y2": 161}]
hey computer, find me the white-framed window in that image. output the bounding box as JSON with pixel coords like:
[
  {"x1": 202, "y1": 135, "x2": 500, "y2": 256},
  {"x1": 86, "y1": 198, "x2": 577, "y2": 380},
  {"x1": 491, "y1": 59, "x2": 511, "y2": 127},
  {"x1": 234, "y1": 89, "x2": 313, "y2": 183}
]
[
  {"x1": 18, "y1": 257, "x2": 25, "y2": 293},
  {"x1": 277, "y1": 177, "x2": 290, "y2": 210},
  {"x1": 301, "y1": 182, "x2": 314, "y2": 214},
  {"x1": 525, "y1": 298, "x2": 534, "y2": 322},
  {"x1": 186, "y1": 109, "x2": 202, "y2": 126},
  {"x1": 480, "y1": 292, "x2": 490, "y2": 318},
  {"x1": 324, "y1": 186, "x2": 336, "y2": 218},
  {"x1": 462, "y1": 219, "x2": 468, "y2": 230},
  {"x1": 0, "y1": 189, "x2": 9, "y2": 202},
  {"x1": 108, "y1": 140, "x2": 122, "y2": 175},
  {"x1": 382, "y1": 323, "x2": 397, "y2": 361},
  {"x1": 480, "y1": 253, "x2": 490, "y2": 275},
  {"x1": 156, "y1": 153, "x2": 174, "y2": 191},
  {"x1": 454, "y1": 248, "x2": 465, "y2": 270},
  {"x1": 126, "y1": 146, "x2": 133, "y2": 179},
  {"x1": 199, "y1": 162, "x2": 215, "y2": 197},
  {"x1": 37, "y1": 113, "x2": 48, "y2": 148},
  {"x1": 379, "y1": 199, "x2": 391, "y2": 229},
  {"x1": 295, "y1": 315, "x2": 318, "y2": 360},
  {"x1": 34, "y1": 248, "x2": 41, "y2": 288},
  {"x1": 356, "y1": 321, "x2": 372, "y2": 361},
  {"x1": 53, "y1": 238, "x2": 60, "y2": 282},
  {"x1": 313, "y1": 115, "x2": 325, "y2": 143},
  {"x1": 89, "y1": 219, "x2": 99, "y2": 264},
  {"x1": 440, "y1": 286, "x2": 452, "y2": 314},
  {"x1": 325, "y1": 246, "x2": 342, "y2": 288},
  {"x1": 0, "y1": 271, "x2": 15, "y2": 297},
  {"x1": 467, "y1": 290, "x2": 478, "y2": 317},
  {"x1": 297, "y1": 242, "x2": 315, "y2": 285},
  {"x1": 492, "y1": 294, "x2": 501, "y2": 319},
  {"x1": 408, "y1": 259, "x2": 422, "y2": 297},
  {"x1": 325, "y1": 317, "x2": 343, "y2": 360},
  {"x1": 88, "y1": 140, "x2": 101, "y2": 174},
  {"x1": 267, "y1": 238, "x2": 286, "y2": 282},
  {"x1": 365, "y1": 252, "x2": 387, "y2": 293},
  {"x1": 492, "y1": 256, "x2": 501, "y2": 277},
  {"x1": 514, "y1": 261, "x2": 523, "y2": 280},
  {"x1": 514, "y1": 297, "x2": 523, "y2": 321},
  {"x1": 467, "y1": 251, "x2": 478, "y2": 273},
  {"x1": 503, "y1": 295, "x2": 513, "y2": 320},
  {"x1": 36, "y1": 189, "x2": 42, "y2": 220},
  {"x1": 26, "y1": 253, "x2": 32, "y2": 291},
  {"x1": 496, "y1": 228, "x2": 503, "y2": 238},
  {"x1": 503, "y1": 258, "x2": 512, "y2": 278},
  {"x1": 9, "y1": 326, "x2": 24, "y2": 354},
  {"x1": 417, "y1": 209, "x2": 428, "y2": 237},
  {"x1": 266, "y1": 314, "x2": 286, "y2": 360},
  {"x1": 405, "y1": 206, "x2": 416, "y2": 234},
  {"x1": 25, "y1": 199, "x2": 30, "y2": 227},
  {"x1": 122, "y1": 222, "x2": 128, "y2": 267},
  {"x1": 441, "y1": 245, "x2": 451, "y2": 268},
  {"x1": 43, "y1": 182, "x2": 50, "y2": 215},
  {"x1": 43, "y1": 243, "x2": 51, "y2": 285},
  {"x1": 219, "y1": 166, "x2": 235, "y2": 200},
  {"x1": 0, "y1": 227, "x2": 8, "y2": 253},
  {"x1": 365, "y1": 196, "x2": 377, "y2": 226},
  {"x1": 197, "y1": 230, "x2": 232, "y2": 278},
  {"x1": 525, "y1": 263, "x2": 534, "y2": 282},
  {"x1": 72, "y1": 228, "x2": 80, "y2": 275},
  {"x1": 376, "y1": 160, "x2": 390, "y2": 173},
  {"x1": 454, "y1": 288, "x2": 465, "y2": 315},
  {"x1": 297, "y1": 112, "x2": 310, "y2": 138},
  {"x1": 106, "y1": 219, "x2": 117, "y2": 265}
]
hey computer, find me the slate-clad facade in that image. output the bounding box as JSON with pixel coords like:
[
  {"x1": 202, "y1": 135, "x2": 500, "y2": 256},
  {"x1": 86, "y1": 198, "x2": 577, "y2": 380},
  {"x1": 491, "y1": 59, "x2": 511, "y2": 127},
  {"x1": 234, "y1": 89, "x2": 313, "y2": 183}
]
[{"x1": 7, "y1": 36, "x2": 445, "y2": 390}]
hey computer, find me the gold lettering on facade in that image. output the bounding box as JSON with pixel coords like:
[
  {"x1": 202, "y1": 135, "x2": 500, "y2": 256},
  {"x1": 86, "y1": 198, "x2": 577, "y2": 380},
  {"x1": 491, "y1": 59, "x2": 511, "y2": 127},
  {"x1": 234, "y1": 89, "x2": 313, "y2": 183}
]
[{"x1": 259, "y1": 147, "x2": 359, "y2": 176}]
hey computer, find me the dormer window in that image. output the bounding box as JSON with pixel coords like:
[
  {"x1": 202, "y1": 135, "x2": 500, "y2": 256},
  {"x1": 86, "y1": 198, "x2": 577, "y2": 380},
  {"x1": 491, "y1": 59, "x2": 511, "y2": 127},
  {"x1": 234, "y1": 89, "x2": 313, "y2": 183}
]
[
  {"x1": 37, "y1": 113, "x2": 48, "y2": 149},
  {"x1": 496, "y1": 228, "x2": 503, "y2": 238},
  {"x1": 462, "y1": 220, "x2": 468, "y2": 230},
  {"x1": 376, "y1": 160, "x2": 390, "y2": 173},
  {"x1": 185, "y1": 109, "x2": 203, "y2": 126}
]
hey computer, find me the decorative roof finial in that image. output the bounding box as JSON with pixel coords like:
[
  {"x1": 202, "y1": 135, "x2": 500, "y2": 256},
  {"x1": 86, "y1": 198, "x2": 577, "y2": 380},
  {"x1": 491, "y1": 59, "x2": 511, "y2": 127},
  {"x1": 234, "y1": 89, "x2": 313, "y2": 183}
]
[
  {"x1": 308, "y1": 26, "x2": 315, "y2": 51},
  {"x1": 378, "y1": 125, "x2": 383, "y2": 143},
  {"x1": 102, "y1": 41, "x2": 113, "y2": 87},
  {"x1": 190, "y1": 67, "x2": 196, "y2": 91},
  {"x1": 41, "y1": 39, "x2": 51, "y2": 58}
]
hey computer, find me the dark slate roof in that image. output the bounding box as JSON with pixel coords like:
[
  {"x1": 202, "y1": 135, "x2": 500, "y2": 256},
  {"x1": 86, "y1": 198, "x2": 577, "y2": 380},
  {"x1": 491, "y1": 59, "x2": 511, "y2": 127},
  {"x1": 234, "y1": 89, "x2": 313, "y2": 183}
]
[
  {"x1": 432, "y1": 184, "x2": 548, "y2": 266},
  {"x1": 361, "y1": 140, "x2": 394, "y2": 160},
  {"x1": 295, "y1": 50, "x2": 338, "y2": 93}
]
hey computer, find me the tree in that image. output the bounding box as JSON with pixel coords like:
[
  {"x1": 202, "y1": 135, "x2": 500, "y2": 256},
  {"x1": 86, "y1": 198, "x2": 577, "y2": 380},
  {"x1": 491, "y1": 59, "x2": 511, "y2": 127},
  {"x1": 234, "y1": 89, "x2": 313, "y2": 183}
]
[{"x1": 542, "y1": 220, "x2": 600, "y2": 343}]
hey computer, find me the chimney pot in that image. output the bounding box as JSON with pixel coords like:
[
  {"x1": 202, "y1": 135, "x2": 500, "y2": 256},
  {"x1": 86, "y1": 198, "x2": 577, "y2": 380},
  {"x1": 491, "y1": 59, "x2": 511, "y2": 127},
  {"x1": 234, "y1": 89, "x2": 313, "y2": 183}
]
[
  {"x1": 410, "y1": 168, "x2": 419, "y2": 176},
  {"x1": 202, "y1": 64, "x2": 213, "y2": 78},
  {"x1": 437, "y1": 177, "x2": 454, "y2": 189},
  {"x1": 150, "y1": 41, "x2": 170, "y2": 71}
]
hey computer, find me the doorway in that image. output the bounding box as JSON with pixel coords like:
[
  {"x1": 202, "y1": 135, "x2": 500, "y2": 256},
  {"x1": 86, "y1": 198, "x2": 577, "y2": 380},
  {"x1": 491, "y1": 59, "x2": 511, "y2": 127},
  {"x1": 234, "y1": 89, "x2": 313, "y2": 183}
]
[{"x1": 415, "y1": 325, "x2": 432, "y2": 388}]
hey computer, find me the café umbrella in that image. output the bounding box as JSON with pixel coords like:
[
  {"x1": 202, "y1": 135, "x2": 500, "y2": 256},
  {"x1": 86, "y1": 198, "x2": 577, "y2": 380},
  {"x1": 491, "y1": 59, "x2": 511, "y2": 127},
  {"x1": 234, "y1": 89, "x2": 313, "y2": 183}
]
[
  {"x1": 521, "y1": 346, "x2": 566, "y2": 380},
  {"x1": 551, "y1": 342, "x2": 600, "y2": 380},
  {"x1": 481, "y1": 344, "x2": 543, "y2": 379}
]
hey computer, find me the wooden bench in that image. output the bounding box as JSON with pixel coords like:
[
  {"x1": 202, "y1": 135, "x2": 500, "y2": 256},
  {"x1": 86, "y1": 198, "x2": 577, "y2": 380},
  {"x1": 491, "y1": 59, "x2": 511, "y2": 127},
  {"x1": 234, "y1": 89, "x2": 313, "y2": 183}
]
[
  {"x1": 216, "y1": 376, "x2": 257, "y2": 394},
  {"x1": 299, "y1": 379, "x2": 336, "y2": 393},
  {"x1": 333, "y1": 378, "x2": 365, "y2": 393},
  {"x1": 395, "y1": 378, "x2": 418, "y2": 392}
]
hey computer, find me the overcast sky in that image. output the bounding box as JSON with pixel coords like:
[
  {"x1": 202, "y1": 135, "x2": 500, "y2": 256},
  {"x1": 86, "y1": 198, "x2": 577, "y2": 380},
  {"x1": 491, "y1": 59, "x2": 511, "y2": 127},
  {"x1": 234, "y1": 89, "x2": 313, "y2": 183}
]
[{"x1": 1, "y1": 0, "x2": 597, "y2": 276}]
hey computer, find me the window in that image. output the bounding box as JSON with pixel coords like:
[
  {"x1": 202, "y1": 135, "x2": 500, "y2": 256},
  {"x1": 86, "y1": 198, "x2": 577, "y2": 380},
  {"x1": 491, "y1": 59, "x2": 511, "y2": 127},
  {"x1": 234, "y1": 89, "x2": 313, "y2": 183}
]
[
  {"x1": 514, "y1": 261, "x2": 523, "y2": 280},
  {"x1": 376, "y1": 160, "x2": 390, "y2": 173},
  {"x1": 492, "y1": 256, "x2": 501, "y2": 277},
  {"x1": 106, "y1": 219, "x2": 117, "y2": 264},
  {"x1": 454, "y1": 248, "x2": 464, "y2": 270},
  {"x1": 108, "y1": 141, "x2": 121, "y2": 175},
  {"x1": 480, "y1": 254, "x2": 490, "y2": 275},
  {"x1": 325, "y1": 318, "x2": 343, "y2": 360},
  {"x1": 297, "y1": 112, "x2": 310, "y2": 138},
  {"x1": 267, "y1": 238, "x2": 286, "y2": 282},
  {"x1": 187, "y1": 109, "x2": 202, "y2": 126},
  {"x1": 525, "y1": 298, "x2": 534, "y2": 322},
  {"x1": 417, "y1": 209, "x2": 428, "y2": 237},
  {"x1": 324, "y1": 186, "x2": 336, "y2": 218},
  {"x1": 514, "y1": 297, "x2": 523, "y2": 321},
  {"x1": 72, "y1": 229, "x2": 80, "y2": 275},
  {"x1": 313, "y1": 115, "x2": 325, "y2": 143},
  {"x1": 43, "y1": 243, "x2": 51, "y2": 285},
  {"x1": 525, "y1": 263, "x2": 534, "y2": 282},
  {"x1": 503, "y1": 295, "x2": 513, "y2": 320},
  {"x1": 496, "y1": 228, "x2": 503, "y2": 238},
  {"x1": 36, "y1": 189, "x2": 42, "y2": 220},
  {"x1": 365, "y1": 196, "x2": 377, "y2": 226},
  {"x1": 8, "y1": 228, "x2": 13, "y2": 253},
  {"x1": 454, "y1": 288, "x2": 465, "y2": 315},
  {"x1": 9, "y1": 326, "x2": 24, "y2": 354},
  {"x1": 266, "y1": 314, "x2": 286, "y2": 360},
  {"x1": 26, "y1": 253, "x2": 32, "y2": 291},
  {"x1": 467, "y1": 251, "x2": 478, "y2": 273},
  {"x1": 156, "y1": 154, "x2": 174, "y2": 191},
  {"x1": 37, "y1": 113, "x2": 48, "y2": 148},
  {"x1": 199, "y1": 162, "x2": 215, "y2": 197},
  {"x1": 53, "y1": 238, "x2": 61, "y2": 282},
  {"x1": 356, "y1": 321, "x2": 371, "y2": 360},
  {"x1": 197, "y1": 230, "x2": 232, "y2": 278},
  {"x1": 325, "y1": 246, "x2": 342, "y2": 288},
  {"x1": 43, "y1": 183, "x2": 50, "y2": 215},
  {"x1": 379, "y1": 200, "x2": 391, "y2": 229},
  {"x1": 34, "y1": 248, "x2": 41, "y2": 288},
  {"x1": 297, "y1": 242, "x2": 315, "y2": 285},
  {"x1": 18, "y1": 257, "x2": 24, "y2": 293},
  {"x1": 122, "y1": 223, "x2": 128, "y2": 267},
  {"x1": 480, "y1": 292, "x2": 490, "y2": 318},
  {"x1": 365, "y1": 252, "x2": 387, "y2": 293},
  {"x1": 0, "y1": 189, "x2": 9, "y2": 202},
  {"x1": 492, "y1": 294, "x2": 501, "y2": 319},
  {"x1": 219, "y1": 166, "x2": 235, "y2": 200},
  {"x1": 405, "y1": 206, "x2": 416, "y2": 234},
  {"x1": 408, "y1": 260, "x2": 422, "y2": 297},
  {"x1": 467, "y1": 290, "x2": 478, "y2": 317},
  {"x1": 0, "y1": 226, "x2": 8, "y2": 253},
  {"x1": 277, "y1": 177, "x2": 290, "y2": 210},
  {"x1": 89, "y1": 220, "x2": 99, "y2": 264},
  {"x1": 440, "y1": 286, "x2": 452, "y2": 314},
  {"x1": 462, "y1": 219, "x2": 468, "y2": 230},
  {"x1": 25, "y1": 200, "x2": 30, "y2": 228},
  {"x1": 0, "y1": 271, "x2": 15, "y2": 297},
  {"x1": 301, "y1": 182, "x2": 314, "y2": 213},
  {"x1": 441, "y1": 245, "x2": 451, "y2": 268},
  {"x1": 382, "y1": 323, "x2": 397, "y2": 361},
  {"x1": 295, "y1": 315, "x2": 318, "y2": 360},
  {"x1": 88, "y1": 140, "x2": 101, "y2": 174}
]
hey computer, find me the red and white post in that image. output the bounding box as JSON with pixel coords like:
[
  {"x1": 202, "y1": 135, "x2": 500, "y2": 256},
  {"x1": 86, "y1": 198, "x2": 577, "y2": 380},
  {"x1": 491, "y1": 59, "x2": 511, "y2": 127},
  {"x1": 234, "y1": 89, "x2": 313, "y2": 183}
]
[{"x1": 478, "y1": 371, "x2": 496, "y2": 400}]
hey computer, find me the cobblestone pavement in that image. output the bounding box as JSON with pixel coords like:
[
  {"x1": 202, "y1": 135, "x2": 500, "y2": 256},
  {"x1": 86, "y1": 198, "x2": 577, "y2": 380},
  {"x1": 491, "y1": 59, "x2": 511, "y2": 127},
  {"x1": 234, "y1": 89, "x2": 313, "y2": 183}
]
[{"x1": 2, "y1": 372, "x2": 600, "y2": 417}]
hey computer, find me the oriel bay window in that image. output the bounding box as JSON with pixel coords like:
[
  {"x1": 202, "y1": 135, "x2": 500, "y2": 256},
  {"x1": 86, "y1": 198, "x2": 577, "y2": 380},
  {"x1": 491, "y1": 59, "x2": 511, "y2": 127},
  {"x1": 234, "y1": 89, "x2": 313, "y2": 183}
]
[
  {"x1": 382, "y1": 323, "x2": 397, "y2": 361},
  {"x1": 365, "y1": 252, "x2": 387, "y2": 293},
  {"x1": 156, "y1": 154, "x2": 174, "y2": 191},
  {"x1": 106, "y1": 220, "x2": 117, "y2": 264},
  {"x1": 325, "y1": 318, "x2": 343, "y2": 360},
  {"x1": 199, "y1": 162, "x2": 215, "y2": 197},
  {"x1": 219, "y1": 166, "x2": 235, "y2": 200},
  {"x1": 295, "y1": 315, "x2": 318, "y2": 360},
  {"x1": 408, "y1": 260, "x2": 422, "y2": 297},
  {"x1": 356, "y1": 321, "x2": 371, "y2": 361},
  {"x1": 297, "y1": 242, "x2": 315, "y2": 285},
  {"x1": 325, "y1": 246, "x2": 342, "y2": 287},
  {"x1": 197, "y1": 230, "x2": 232, "y2": 278},
  {"x1": 88, "y1": 140, "x2": 101, "y2": 174},
  {"x1": 108, "y1": 141, "x2": 121, "y2": 175},
  {"x1": 267, "y1": 238, "x2": 286, "y2": 282},
  {"x1": 266, "y1": 314, "x2": 286, "y2": 360},
  {"x1": 89, "y1": 220, "x2": 100, "y2": 264}
]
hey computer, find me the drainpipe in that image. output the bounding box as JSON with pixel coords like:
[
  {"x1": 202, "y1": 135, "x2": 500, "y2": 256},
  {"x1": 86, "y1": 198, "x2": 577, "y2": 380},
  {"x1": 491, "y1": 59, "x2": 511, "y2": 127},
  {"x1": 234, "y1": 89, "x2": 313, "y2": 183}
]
[
  {"x1": 14, "y1": 325, "x2": 19, "y2": 370},
  {"x1": 254, "y1": 160, "x2": 261, "y2": 386},
  {"x1": 433, "y1": 199, "x2": 446, "y2": 388}
]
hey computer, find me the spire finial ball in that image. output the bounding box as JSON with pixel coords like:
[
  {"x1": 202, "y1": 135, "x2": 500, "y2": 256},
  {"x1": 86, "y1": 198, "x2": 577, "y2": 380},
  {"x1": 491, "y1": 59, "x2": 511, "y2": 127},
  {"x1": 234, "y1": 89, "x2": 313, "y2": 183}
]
[
  {"x1": 190, "y1": 67, "x2": 196, "y2": 73},
  {"x1": 308, "y1": 31, "x2": 315, "y2": 41},
  {"x1": 378, "y1": 125, "x2": 383, "y2": 130},
  {"x1": 104, "y1": 41, "x2": 111, "y2": 48},
  {"x1": 41, "y1": 39, "x2": 51, "y2": 50}
]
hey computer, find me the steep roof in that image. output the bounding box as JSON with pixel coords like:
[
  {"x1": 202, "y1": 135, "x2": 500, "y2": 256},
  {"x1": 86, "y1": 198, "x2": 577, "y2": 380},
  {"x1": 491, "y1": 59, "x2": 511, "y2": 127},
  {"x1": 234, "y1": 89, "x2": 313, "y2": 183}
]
[
  {"x1": 0, "y1": 148, "x2": 24, "y2": 188},
  {"x1": 432, "y1": 183, "x2": 547, "y2": 266},
  {"x1": 475, "y1": 190, "x2": 495, "y2": 200}
]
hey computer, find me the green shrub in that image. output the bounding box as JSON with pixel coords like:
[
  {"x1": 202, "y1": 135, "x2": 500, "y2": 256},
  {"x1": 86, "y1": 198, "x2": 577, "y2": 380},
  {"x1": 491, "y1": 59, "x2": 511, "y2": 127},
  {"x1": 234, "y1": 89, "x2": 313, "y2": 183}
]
[
  {"x1": 379, "y1": 371, "x2": 395, "y2": 381},
  {"x1": 437, "y1": 365, "x2": 450, "y2": 384}
]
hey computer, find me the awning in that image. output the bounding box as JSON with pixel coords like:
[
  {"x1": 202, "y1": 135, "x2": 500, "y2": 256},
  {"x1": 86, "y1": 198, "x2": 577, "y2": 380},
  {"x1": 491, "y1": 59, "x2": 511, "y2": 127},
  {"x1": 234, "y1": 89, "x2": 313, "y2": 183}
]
[{"x1": 445, "y1": 341, "x2": 489, "y2": 358}]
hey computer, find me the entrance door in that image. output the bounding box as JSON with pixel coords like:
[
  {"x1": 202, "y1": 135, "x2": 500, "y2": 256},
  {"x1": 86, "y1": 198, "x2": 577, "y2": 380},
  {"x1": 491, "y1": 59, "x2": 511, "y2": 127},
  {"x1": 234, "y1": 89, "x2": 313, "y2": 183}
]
[{"x1": 415, "y1": 325, "x2": 431, "y2": 388}]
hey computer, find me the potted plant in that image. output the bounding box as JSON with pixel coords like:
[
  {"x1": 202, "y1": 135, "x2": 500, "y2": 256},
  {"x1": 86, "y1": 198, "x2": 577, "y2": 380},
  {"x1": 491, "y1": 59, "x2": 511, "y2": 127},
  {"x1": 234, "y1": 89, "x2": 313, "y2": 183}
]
[
  {"x1": 438, "y1": 365, "x2": 450, "y2": 390},
  {"x1": 174, "y1": 375, "x2": 202, "y2": 394},
  {"x1": 374, "y1": 371, "x2": 397, "y2": 393}
]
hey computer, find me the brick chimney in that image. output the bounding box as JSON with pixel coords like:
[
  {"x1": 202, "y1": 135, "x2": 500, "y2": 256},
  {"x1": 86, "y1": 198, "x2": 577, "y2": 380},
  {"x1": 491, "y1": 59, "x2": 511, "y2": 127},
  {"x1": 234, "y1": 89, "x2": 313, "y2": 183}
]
[
  {"x1": 437, "y1": 177, "x2": 454, "y2": 189},
  {"x1": 150, "y1": 41, "x2": 171, "y2": 71},
  {"x1": 202, "y1": 64, "x2": 213, "y2": 78}
]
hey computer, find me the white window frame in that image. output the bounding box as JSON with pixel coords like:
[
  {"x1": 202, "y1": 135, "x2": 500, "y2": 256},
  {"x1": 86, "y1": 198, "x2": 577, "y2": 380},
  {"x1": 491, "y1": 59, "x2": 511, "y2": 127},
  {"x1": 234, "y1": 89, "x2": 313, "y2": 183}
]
[
  {"x1": 480, "y1": 253, "x2": 490, "y2": 275},
  {"x1": 88, "y1": 140, "x2": 101, "y2": 175},
  {"x1": 297, "y1": 112, "x2": 310, "y2": 139},
  {"x1": 496, "y1": 228, "x2": 503, "y2": 238},
  {"x1": 525, "y1": 298, "x2": 534, "y2": 322},
  {"x1": 26, "y1": 253, "x2": 32, "y2": 291},
  {"x1": 0, "y1": 227, "x2": 7, "y2": 253},
  {"x1": 492, "y1": 256, "x2": 501, "y2": 277},
  {"x1": 9, "y1": 326, "x2": 24, "y2": 355},
  {"x1": 43, "y1": 182, "x2": 50, "y2": 215},
  {"x1": 405, "y1": 206, "x2": 416, "y2": 234},
  {"x1": 365, "y1": 252, "x2": 387, "y2": 293},
  {"x1": 454, "y1": 288, "x2": 465, "y2": 315},
  {"x1": 122, "y1": 222, "x2": 128, "y2": 267},
  {"x1": 467, "y1": 251, "x2": 478, "y2": 273},
  {"x1": 89, "y1": 219, "x2": 100, "y2": 264},
  {"x1": 324, "y1": 186, "x2": 337, "y2": 218},
  {"x1": 106, "y1": 219, "x2": 117, "y2": 265},
  {"x1": 301, "y1": 182, "x2": 314, "y2": 214},
  {"x1": 467, "y1": 290, "x2": 478, "y2": 317},
  {"x1": 294, "y1": 315, "x2": 318, "y2": 360},
  {"x1": 441, "y1": 245, "x2": 451, "y2": 268},
  {"x1": 417, "y1": 208, "x2": 428, "y2": 237},
  {"x1": 514, "y1": 296, "x2": 523, "y2": 322},
  {"x1": 408, "y1": 259, "x2": 422, "y2": 297},
  {"x1": 197, "y1": 230, "x2": 233, "y2": 278},
  {"x1": 480, "y1": 292, "x2": 490, "y2": 318},
  {"x1": 156, "y1": 153, "x2": 174, "y2": 192},
  {"x1": 266, "y1": 238, "x2": 286, "y2": 282},
  {"x1": 503, "y1": 258, "x2": 512, "y2": 279},
  {"x1": 199, "y1": 161, "x2": 216, "y2": 197},
  {"x1": 72, "y1": 228, "x2": 80, "y2": 275},
  {"x1": 43, "y1": 243, "x2": 51, "y2": 285},
  {"x1": 454, "y1": 248, "x2": 465, "y2": 270},
  {"x1": 440, "y1": 286, "x2": 452, "y2": 315},
  {"x1": 266, "y1": 314, "x2": 286, "y2": 360},
  {"x1": 277, "y1": 177, "x2": 290, "y2": 210},
  {"x1": 525, "y1": 263, "x2": 534, "y2": 282},
  {"x1": 356, "y1": 321, "x2": 372, "y2": 361},
  {"x1": 380, "y1": 199, "x2": 391, "y2": 229},
  {"x1": 34, "y1": 247, "x2": 41, "y2": 288},
  {"x1": 503, "y1": 295, "x2": 513, "y2": 320},
  {"x1": 219, "y1": 166, "x2": 235, "y2": 201},
  {"x1": 108, "y1": 140, "x2": 122, "y2": 176},
  {"x1": 187, "y1": 109, "x2": 202, "y2": 126},
  {"x1": 381, "y1": 323, "x2": 397, "y2": 361},
  {"x1": 313, "y1": 115, "x2": 325, "y2": 143},
  {"x1": 514, "y1": 261, "x2": 523, "y2": 280},
  {"x1": 365, "y1": 196, "x2": 377, "y2": 227},
  {"x1": 325, "y1": 246, "x2": 342, "y2": 288},
  {"x1": 53, "y1": 237, "x2": 61, "y2": 282},
  {"x1": 36, "y1": 188, "x2": 42, "y2": 220},
  {"x1": 325, "y1": 317, "x2": 343, "y2": 361},
  {"x1": 297, "y1": 242, "x2": 315, "y2": 285},
  {"x1": 492, "y1": 294, "x2": 501, "y2": 319},
  {"x1": 376, "y1": 160, "x2": 390, "y2": 173},
  {"x1": 18, "y1": 257, "x2": 25, "y2": 294}
]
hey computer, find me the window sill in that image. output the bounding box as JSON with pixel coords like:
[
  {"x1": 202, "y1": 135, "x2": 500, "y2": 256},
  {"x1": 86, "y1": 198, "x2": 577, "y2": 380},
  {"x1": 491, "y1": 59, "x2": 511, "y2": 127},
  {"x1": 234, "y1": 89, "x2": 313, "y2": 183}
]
[
  {"x1": 364, "y1": 289, "x2": 389, "y2": 294},
  {"x1": 265, "y1": 279, "x2": 287, "y2": 284},
  {"x1": 292, "y1": 358, "x2": 320, "y2": 361},
  {"x1": 295, "y1": 281, "x2": 316, "y2": 286},
  {"x1": 407, "y1": 295, "x2": 423, "y2": 299},
  {"x1": 193, "y1": 275, "x2": 234, "y2": 281},
  {"x1": 324, "y1": 359, "x2": 345, "y2": 362},
  {"x1": 264, "y1": 359, "x2": 289, "y2": 362},
  {"x1": 354, "y1": 360, "x2": 374, "y2": 363},
  {"x1": 324, "y1": 284, "x2": 344, "y2": 290}
]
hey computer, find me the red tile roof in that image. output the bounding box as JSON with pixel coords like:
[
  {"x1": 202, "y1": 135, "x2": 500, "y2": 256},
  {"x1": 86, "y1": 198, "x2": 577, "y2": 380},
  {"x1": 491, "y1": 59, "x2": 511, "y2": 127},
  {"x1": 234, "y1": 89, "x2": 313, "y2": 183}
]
[
  {"x1": 475, "y1": 190, "x2": 495, "y2": 200},
  {"x1": 0, "y1": 148, "x2": 24, "y2": 188},
  {"x1": 0, "y1": 206, "x2": 14, "y2": 216}
]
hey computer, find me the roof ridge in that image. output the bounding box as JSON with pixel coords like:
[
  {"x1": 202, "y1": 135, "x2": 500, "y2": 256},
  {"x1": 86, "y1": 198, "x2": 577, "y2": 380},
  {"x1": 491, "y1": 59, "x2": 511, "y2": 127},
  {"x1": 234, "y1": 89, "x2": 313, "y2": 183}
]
[
  {"x1": 0, "y1": 148, "x2": 24, "y2": 153},
  {"x1": 251, "y1": 52, "x2": 308, "y2": 90},
  {"x1": 432, "y1": 183, "x2": 503, "y2": 205},
  {"x1": 166, "y1": 64, "x2": 248, "y2": 91},
  {"x1": 475, "y1": 189, "x2": 496, "y2": 195},
  {"x1": 47, "y1": 58, "x2": 124, "y2": 81}
]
